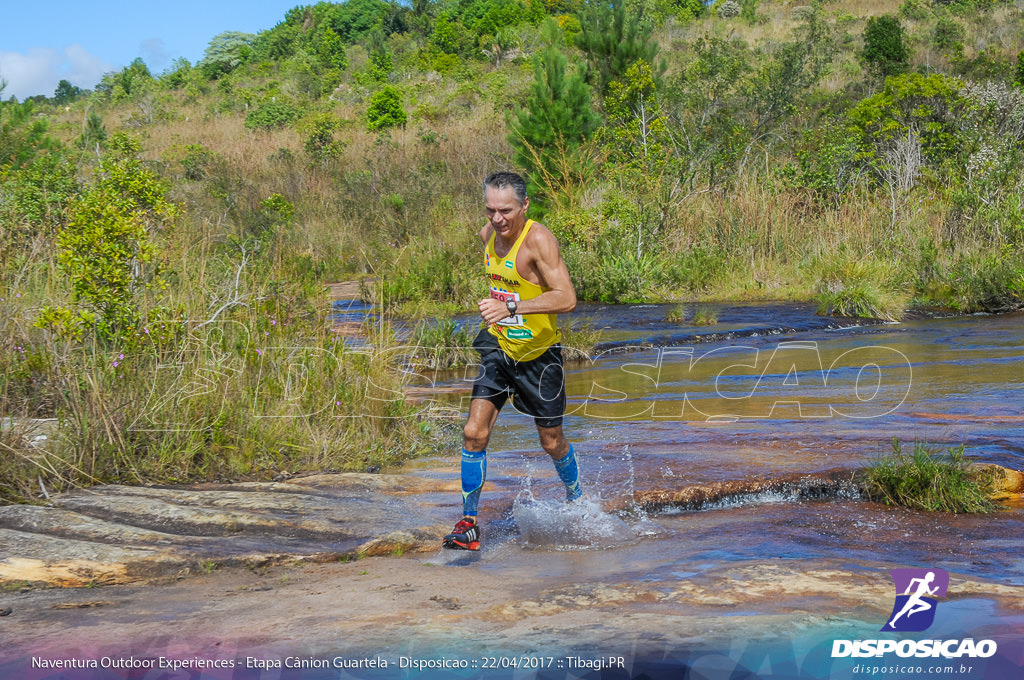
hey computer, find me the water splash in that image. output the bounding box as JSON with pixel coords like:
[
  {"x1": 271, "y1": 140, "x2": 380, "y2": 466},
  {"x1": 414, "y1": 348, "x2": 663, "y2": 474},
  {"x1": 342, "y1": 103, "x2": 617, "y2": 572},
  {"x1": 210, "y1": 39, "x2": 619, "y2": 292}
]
[{"x1": 513, "y1": 496, "x2": 636, "y2": 550}]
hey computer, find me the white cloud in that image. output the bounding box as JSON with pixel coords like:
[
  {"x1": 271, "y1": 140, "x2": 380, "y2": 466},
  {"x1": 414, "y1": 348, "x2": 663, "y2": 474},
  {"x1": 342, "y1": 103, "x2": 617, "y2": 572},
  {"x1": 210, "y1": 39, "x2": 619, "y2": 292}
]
[
  {"x1": 0, "y1": 47, "x2": 60, "y2": 99},
  {"x1": 64, "y1": 44, "x2": 117, "y2": 90},
  {"x1": 0, "y1": 44, "x2": 115, "y2": 100}
]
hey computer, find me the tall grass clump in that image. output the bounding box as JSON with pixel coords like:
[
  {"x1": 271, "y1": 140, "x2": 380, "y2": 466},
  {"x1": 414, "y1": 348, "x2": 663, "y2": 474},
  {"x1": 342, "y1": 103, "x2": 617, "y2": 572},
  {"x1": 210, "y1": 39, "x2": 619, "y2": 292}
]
[
  {"x1": 410, "y1": 319, "x2": 476, "y2": 370},
  {"x1": 862, "y1": 440, "x2": 999, "y2": 514},
  {"x1": 0, "y1": 419, "x2": 57, "y2": 504},
  {"x1": 0, "y1": 295, "x2": 445, "y2": 505},
  {"x1": 815, "y1": 253, "x2": 911, "y2": 321}
]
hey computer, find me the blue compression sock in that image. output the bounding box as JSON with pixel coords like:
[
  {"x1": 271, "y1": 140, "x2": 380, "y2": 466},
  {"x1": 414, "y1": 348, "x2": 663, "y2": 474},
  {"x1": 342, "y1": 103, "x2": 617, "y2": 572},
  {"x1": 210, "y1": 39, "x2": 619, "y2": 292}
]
[
  {"x1": 461, "y1": 448, "x2": 487, "y2": 517},
  {"x1": 553, "y1": 444, "x2": 582, "y2": 501}
]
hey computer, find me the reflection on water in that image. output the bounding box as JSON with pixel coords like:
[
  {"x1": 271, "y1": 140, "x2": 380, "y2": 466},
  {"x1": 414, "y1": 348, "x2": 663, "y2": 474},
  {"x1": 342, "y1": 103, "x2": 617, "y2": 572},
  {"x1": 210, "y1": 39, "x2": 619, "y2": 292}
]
[{"x1": 402, "y1": 304, "x2": 1024, "y2": 585}]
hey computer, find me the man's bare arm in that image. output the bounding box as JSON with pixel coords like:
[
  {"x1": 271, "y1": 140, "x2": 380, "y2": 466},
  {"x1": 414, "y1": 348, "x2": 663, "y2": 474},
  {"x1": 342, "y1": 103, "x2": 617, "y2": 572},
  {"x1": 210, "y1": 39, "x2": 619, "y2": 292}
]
[{"x1": 518, "y1": 225, "x2": 576, "y2": 315}]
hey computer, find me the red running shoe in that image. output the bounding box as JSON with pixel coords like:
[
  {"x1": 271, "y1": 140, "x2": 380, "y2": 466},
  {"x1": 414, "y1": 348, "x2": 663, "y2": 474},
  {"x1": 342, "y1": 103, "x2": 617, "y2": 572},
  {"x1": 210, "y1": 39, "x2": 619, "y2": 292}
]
[{"x1": 442, "y1": 517, "x2": 480, "y2": 551}]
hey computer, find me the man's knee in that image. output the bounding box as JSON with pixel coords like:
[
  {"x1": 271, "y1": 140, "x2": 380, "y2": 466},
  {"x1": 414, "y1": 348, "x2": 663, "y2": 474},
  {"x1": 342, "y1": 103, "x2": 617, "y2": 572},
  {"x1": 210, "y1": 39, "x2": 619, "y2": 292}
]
[
  {"x1": 537, "y1": 428, "x2": 568, "y2": 457},
  {"x1": 464, "y1": 422, "x2": 491, "y2": 449}
]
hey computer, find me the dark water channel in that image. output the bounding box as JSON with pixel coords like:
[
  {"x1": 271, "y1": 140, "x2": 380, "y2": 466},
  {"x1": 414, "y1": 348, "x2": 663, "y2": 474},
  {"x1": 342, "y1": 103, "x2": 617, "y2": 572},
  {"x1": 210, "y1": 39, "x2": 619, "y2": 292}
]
[{"x1": 391, "y1": 302, "x2": 1024, "y2": 590}]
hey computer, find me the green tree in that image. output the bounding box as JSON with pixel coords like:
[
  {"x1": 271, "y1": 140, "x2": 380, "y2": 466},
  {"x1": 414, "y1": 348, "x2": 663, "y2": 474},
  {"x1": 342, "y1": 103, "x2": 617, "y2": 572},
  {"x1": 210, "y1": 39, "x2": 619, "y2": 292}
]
[
  {"x1": 740, "y1": 0, "x2": 758, "y2": 23},
  {"x1": 507, "y1": 38, "x2": 601, "y2": 201},
  {"x1": 1015, "y1": 50, "x2": 1024, "y2": 89},
  {"x1": 0, "y1": 99, "x2": 62, "y2": 169},
  {"x1": 845, "y1": 72, "x2": 962, "y2": 165},
  {"x1": 53, "y1": 79, "x2": 83, "y2": 104},
  {"x1": 933, "y1": 16, "x2": 965, "y2": 51},
  {"x1": 669, "y1": 33, "x2": 750, "y2": 188},
  {"x1": 862, "y1": 15, "x2": 910, "y2": 80},
  {"x1": 329, "y1": 0, "x2": 388, "y2": 41},
  {"x1": 97, "y1": 58, "x2": 154, "y2": 101},
  {"x1": 314, "y1": 26, "x2": 347, "y2": 70},
  {"x1": 244, "y1": 100, "x2": 300, "y2": 130},
  {"x1": 575, "y1": 0, "x2": 661, "y2": 96},
  {"x1": 159, "y1": 57, "x2": 193, "y2": 89},
  {"x1": 604, "y1": 60, "x2": 669, "y2": 176},
  {"x1": 431, "y1": 13, "x2": 475, "y2": 56},
  {"x1": 40, "y1": 134, "x2": 176, "y2": 342},
  {"x1": 603, "y1": 60, "x2": 673, "y2": 258},
  {"x1": 362, "y1": 28, "x2": 394, "y2": 83},
  {"x1": 199, "y1": 31, "x2": 256, "y2": 79},
  {"x1": 367, "y1": 86, "x2": 407, "y2": 131}
]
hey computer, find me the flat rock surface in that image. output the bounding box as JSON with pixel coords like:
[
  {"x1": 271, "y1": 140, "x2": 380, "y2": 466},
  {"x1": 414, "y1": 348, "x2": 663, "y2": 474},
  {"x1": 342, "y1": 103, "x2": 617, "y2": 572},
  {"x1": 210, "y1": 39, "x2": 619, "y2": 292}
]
[
  {"x1": 1, "y1": 462, "x2": 1022, "y2": 675},
  {"x1": 0, "y1": 474, "x2": 451, "y2": 588}
]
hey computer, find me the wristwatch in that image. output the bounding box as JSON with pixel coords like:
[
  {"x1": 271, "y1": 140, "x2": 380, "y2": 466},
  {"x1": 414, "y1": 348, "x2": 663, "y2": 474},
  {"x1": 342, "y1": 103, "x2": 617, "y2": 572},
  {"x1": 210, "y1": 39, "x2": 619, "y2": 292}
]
[{"x1": 505, "y1": 299, "x2": 518, "y2": 318}]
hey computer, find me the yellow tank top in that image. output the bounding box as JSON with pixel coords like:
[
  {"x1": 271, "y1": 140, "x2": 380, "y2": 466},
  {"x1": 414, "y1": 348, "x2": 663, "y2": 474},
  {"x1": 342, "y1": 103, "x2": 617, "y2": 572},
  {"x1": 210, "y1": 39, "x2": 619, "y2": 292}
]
[{"x1": 485, "y1": 219, "x2": 560, "y2": 362}]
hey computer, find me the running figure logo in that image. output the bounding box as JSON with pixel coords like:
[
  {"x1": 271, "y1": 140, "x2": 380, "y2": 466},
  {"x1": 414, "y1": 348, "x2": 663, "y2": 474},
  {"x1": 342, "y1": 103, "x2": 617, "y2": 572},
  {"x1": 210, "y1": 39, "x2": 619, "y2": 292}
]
[{"x1": 882, "y1": 568, "x2": 949, "y2": 632}]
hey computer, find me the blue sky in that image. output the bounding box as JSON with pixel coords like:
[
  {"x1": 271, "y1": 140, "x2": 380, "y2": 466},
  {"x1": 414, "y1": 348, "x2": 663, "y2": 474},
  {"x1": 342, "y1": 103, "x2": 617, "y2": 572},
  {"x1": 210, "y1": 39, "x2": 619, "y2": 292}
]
[{"x1": 0, "y1": 0, "x2": 302, "y2": 100}]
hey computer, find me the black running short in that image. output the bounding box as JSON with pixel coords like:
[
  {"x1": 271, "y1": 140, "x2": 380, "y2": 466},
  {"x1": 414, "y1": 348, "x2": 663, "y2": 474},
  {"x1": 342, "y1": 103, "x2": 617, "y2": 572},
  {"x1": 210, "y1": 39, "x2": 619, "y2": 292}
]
[{"x1": 470, "y1": 328, "x2": 566, "y2": 428}]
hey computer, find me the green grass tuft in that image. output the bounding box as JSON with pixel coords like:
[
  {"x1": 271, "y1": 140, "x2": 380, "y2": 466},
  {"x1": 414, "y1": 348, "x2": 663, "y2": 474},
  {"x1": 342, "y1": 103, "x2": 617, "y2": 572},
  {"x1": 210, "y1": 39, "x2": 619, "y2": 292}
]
[
  {"x1": 863, "y1": 440, "x2": 999, "y2": 514},
  {"x1": 815, "y1": 256, "x2": 910, "y2": 322}
]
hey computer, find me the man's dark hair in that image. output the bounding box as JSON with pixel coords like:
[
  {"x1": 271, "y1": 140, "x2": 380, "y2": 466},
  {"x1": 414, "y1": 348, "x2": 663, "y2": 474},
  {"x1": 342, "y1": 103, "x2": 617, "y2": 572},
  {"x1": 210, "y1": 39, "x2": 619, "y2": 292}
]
[{"x1": 483, "y1": 171, "x2": 528, "y2": 205}]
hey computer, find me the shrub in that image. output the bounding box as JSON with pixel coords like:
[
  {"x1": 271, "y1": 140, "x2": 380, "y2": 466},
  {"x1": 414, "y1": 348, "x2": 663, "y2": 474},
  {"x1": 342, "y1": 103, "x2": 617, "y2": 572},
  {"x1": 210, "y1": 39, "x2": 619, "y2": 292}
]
[
  {"x1": 301, "y1": 112, "x2": 345, "y2": 162},
  {"x1": 244, "y1": 100, "x2": 301, "y2": 131},
  {"x1": 933, "y1": 16, "x2": 965, "y2": 51},
  {"x1": 717, "y1": 1, "x2": 741, "y2": 19},
  {"x1": 792, "y1": 5, "x2": 815, "y2": 22},
  {"x1": 366, "y1": 86, "x2": 407, "y2": 132},
  {"x1": 947, "y1": 252, "x2": 1024, "y2": 313},
  {"x1": 862, "y1": 15, "x2": 910, "y2": 79},
  {"x1": 181, "y1": 143, "x2": 218, "y2": 180},
  {"x1": 559, "y1": 321, "x2": 603, "y2": 360},
  {"x1": 39, "y1": 134, "x2": 176, "y2": 343},
  {"x1": 898, "y1": 0, "x2": 930, "y2": 20}
]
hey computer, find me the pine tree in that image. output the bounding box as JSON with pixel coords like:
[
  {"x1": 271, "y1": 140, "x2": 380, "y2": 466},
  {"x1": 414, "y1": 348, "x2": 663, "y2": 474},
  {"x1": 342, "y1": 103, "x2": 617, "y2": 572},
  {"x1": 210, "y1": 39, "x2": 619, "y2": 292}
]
[
  {"x1": 575, "y1": 0, "x2": 661, "y2": 97},
  {"x1": 507, "y1": 43, "x2": 600, "y2": 201}
]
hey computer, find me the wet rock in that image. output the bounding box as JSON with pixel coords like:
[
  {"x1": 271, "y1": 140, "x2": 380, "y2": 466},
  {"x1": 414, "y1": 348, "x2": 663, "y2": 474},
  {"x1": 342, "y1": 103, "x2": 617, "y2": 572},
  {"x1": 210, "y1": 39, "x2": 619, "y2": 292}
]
[
  {"x1": 633, "y1": 465, "x2": 1024, "y2": 512},
  {"x1": 0, "y1": 528, "x2": 180, "y2": 587},
  {"x1": 973, "y1": 464, "x2": 1024, "y2": 500},
  {"x1": 355, "y1": 526, "x2": 448, "y2": 557},
  {"x1": 51, "y1": 484, "x2": 402, "y2": 538},
  {"x1": 430, "y1": 595, "x2": 461, "y2": 610},
  {"x1": 487, "y1": 583, "x2": 665, "y2": 622},
  {"x1": 0, "y1": 505, "x2": 182, "y2": 544},
  {"x1": 50, "y1": 601, "x2": 113, "y2": 610},
  {"x1": 634, "y1": 468, "x2": 860, "y2": 513},
  {"x1": 0, "y1": 473, "x2": 449, "y2": 588}
]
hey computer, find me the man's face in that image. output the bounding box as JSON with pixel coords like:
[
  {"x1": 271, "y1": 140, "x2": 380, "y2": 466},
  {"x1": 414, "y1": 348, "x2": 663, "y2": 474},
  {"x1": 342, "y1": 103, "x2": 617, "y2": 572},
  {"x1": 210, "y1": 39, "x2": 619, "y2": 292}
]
[{"x1": 484, "y1": 186, "x2": 528, "y2": 238}]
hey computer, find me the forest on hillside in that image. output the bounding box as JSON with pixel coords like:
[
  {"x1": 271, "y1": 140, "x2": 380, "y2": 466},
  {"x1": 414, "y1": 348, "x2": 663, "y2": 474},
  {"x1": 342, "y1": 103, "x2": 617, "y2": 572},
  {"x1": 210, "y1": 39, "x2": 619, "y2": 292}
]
[{"x1": 1, "y1": 0, "x2": 1023, "y2": 501}]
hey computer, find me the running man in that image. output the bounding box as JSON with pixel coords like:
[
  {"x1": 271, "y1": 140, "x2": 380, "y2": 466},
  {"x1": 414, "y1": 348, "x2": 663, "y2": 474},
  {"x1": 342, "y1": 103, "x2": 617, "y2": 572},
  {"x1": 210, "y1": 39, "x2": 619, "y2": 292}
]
[
  {"x1": 888, "y1": 571, "x2": 939, "y2": 628},
  {"x1": 443, "y1": 172, "x2": 582, "y2": 551}
]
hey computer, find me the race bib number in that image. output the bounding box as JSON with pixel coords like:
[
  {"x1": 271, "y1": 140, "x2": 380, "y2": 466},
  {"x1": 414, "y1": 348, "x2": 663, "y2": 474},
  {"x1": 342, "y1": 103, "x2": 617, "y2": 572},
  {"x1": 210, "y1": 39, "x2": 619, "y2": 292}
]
[{"x1": 490, "y1": 288, "x2": 522, "y2": 326}]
